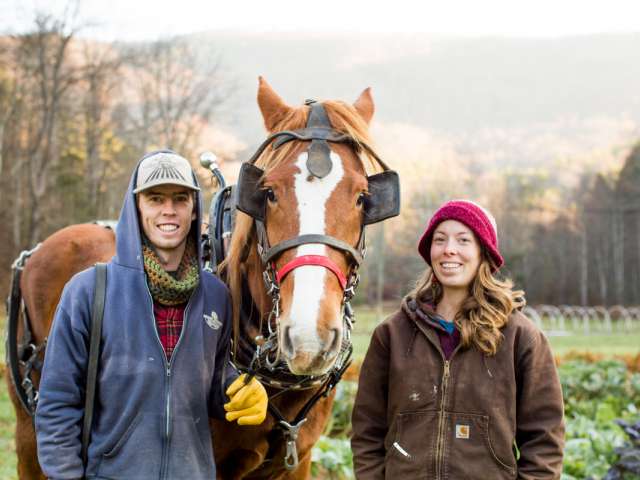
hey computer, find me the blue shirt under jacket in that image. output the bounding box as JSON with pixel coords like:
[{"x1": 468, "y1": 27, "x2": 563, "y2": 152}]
[{"x1": 35, "y1": 150, "x2": 237, "y2": 480}]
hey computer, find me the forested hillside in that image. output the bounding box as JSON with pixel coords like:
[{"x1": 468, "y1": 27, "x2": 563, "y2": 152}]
[{"x1": 1, "y1": 20, "x2": 639, "y2": 304}]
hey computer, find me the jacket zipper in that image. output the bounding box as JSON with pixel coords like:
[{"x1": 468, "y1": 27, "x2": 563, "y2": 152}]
[
  {"x1": 144, "y1": 281, "x2": 195, "y2": 479},
  {"x1": 435, "y1": 360, "x2": 450, "y2": 479},
  {"x1": 411, "y1": 317, "x2": 462, "y2": 478}
]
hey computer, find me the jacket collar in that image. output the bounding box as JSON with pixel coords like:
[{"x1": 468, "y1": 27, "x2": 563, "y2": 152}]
[
  {"x1": 403, "y1": 295, "x2": 463, "y2": 361},
  {"x1": 402, "y1": 296, "x2": 451, "y2": 334}
]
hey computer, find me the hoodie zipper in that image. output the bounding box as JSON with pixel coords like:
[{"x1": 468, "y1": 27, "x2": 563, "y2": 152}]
[
  {"x1": 144, "y1": 282, "x2": 195, "y2": 479},
  {"x1": 166, "y1": 297, "x2": 192, "y2": 435}
]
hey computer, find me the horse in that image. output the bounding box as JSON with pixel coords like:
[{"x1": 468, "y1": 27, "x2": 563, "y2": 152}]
[{"x1": 6, "y1": 77, "x2": 400, "y2": 479}]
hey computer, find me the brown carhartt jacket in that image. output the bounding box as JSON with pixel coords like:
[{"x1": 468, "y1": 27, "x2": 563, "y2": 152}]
[{"x1": 351, "y1": 297, "x2": 564, "y2": 479}]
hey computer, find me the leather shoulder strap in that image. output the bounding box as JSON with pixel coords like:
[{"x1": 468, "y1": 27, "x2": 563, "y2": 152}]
[{"x1": 82, "y1": 262, "x2": 107, "y2": 466}]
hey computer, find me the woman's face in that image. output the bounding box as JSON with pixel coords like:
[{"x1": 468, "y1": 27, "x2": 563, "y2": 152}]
[{"x1": 430, "y1": 219, "x2": 482, "y2": 291}]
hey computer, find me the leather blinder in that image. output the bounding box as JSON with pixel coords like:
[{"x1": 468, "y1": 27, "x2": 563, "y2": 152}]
[
  {"x1": 236, "y1": 163, "x2": 267, "y2": 221},
  {"x1": 363, "y1": 170, "x2": 401, "y2": 225}
]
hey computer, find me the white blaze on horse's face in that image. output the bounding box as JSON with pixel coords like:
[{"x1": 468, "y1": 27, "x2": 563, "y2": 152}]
[{"x1": 280, "y1": 150, "x2": 345, "y2": 375}]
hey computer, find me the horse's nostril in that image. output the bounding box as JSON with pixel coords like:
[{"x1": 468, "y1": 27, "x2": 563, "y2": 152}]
[
  {"x1": 282, "y1": 326, "x2": 294, "y2": 357},
  {"x1": 325, "y1": 328, "x2": 341, "y2": 354}
]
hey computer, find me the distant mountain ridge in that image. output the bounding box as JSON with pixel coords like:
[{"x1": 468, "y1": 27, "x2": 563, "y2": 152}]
[{"x1": 188, "y1": 31, "x2": 640, "y2": 147}]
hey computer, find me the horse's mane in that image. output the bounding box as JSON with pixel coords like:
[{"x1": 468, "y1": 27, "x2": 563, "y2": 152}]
[{"x1": 221, "y1": 100, "x2": 377, "y2": 351}]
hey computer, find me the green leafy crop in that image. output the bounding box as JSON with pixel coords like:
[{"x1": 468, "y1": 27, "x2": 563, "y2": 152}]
[{"x1": 312, "y1": 360, "x2": 640, "y2": 480}]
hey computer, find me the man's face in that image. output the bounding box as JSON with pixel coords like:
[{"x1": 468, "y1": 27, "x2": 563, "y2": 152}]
[{"x1": 137, "y1": 184, "x2": 196, "y2": 258}]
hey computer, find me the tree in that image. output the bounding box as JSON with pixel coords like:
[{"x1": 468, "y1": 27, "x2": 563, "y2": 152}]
[
  {"x1": 118, "y1": 37, "x2": 228, "y2": 160},
  {"x1": 615, "y1": 142, "x2": 640, "y2": 304},
  {"x1": 78, "y1": 40, "x2": 123, "y2": 218},
  {"x1": 13, "y1": 6, "x2": 81, "y2": 244}
]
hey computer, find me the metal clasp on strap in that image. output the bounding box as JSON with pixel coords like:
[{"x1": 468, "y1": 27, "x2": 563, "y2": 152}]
[
  {"x1": 19, "y1": 339, "x2": 47, "y2": 413},
  {"x1": 279, "y1": 418, "x2": 307, "y2": 470},
  {"x1": 11, "y1": 244, "x2": 41, "y2": 271}
]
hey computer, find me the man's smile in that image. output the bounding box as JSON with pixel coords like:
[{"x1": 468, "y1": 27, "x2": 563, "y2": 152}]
[{"x1": 157, "y1": 223, "x2": 179, "y2": 233}]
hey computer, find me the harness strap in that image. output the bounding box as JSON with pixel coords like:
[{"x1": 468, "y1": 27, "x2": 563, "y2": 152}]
[
  {"x1": 272, "y1": 128, "x2": 351, "y2": 149},
  {"x1": 82, "y1": 263, "x2": 107, "y2": 467},
  {"x1": 207, "y1": 185, "x2": 234, "y2": 272},
  {"x1": 7, "y1": 266, "x2": 31, "y2": 414},
  {"x1": 276, "y1": 255, "x2": 347, "y2": 290},
  {"x1": 6, "y1": 244, "x2": 43, "y2": 418}
]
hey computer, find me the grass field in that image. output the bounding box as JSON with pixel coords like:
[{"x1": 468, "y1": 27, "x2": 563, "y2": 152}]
[
  {"x1": 1, "y1": 307, "x2": 639, "y2": 479},
  {"x1": 0, "y1": 369, "x2": 16, "y2": 480}
]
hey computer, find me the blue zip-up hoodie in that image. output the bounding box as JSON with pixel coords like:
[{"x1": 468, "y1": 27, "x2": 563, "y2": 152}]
[{"x1": 35, "y1": 150, "x2": 237, "y2": 479}]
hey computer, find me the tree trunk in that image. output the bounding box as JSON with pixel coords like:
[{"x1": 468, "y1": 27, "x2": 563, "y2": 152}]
[
  {"x1": 614, "y1": 211, "x2": 625, "y2": 304},
  {"x1": 580, "y1": 220, "x2": 588, "y2": 305},
  {"x1": 13, "y1": 161, "x2": 24, "y2": 248},
  {"x1": 637, "y1": 212, "x2": 640, "y2": 303},
  {"x1": 594, "y1": 245, "x2": 608, "y2": 305}
]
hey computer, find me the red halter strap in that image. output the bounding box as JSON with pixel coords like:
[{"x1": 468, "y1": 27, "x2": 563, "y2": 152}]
[{"x1": 275, "y1": 255, "x2": 347, "y2": 290}]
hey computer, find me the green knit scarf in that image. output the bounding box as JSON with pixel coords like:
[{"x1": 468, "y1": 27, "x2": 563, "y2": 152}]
[{"x1": 142, "y1": 236, "x2": 199, "y2": 305}]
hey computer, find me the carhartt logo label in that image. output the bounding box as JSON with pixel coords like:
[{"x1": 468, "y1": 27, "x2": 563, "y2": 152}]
[
  {"x1": 144, "y1": 159, "x2": 187, "y2": 183},
  {"x1": 204, "y1": 310, "x2": 221, "y2": 330},
  {"x1": 455, "y1": 424, "x2": 470, "y2": 439}
]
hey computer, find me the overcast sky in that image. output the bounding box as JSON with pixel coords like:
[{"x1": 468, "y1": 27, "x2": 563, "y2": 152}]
[{"x1": 2, "y1": 0, "x2": 640, "y2": 41}]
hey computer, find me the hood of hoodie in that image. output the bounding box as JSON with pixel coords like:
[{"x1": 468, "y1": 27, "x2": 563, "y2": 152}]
[
  {"x1": 402, "y1": 295, "x2": 452, "y2": 334},
  {"x1": 113, "y1": 149, "x2": 203, "y2": 270}
]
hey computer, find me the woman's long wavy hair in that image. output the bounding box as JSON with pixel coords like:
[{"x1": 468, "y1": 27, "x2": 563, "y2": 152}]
[{"x1": 409, "y1": 253, "x2": 525, "y2": 356}]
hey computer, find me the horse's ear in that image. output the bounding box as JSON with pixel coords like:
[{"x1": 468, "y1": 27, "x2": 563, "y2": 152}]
[
  {"x1": 353, "y1": 87, "x2": 375, "y2": 125},
  {"x1": 257, "y1": 76, "x2": 292, "y2": 132}
]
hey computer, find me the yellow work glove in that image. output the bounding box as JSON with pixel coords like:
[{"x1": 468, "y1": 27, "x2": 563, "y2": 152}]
[{"x1": 224, "y1": 374, "x2": 268, "y2": 426}]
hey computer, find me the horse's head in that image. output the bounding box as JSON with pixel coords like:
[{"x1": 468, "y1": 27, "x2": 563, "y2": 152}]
[{"x1": 227, "y1": 78, "x2": 398, "y2": 376}]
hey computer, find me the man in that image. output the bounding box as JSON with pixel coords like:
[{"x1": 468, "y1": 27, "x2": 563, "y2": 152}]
[{"x1": 35, "y1": 150, "x2": 267, "y2": 479}]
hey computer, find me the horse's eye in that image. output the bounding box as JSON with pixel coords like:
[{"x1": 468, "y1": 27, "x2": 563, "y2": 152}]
[
  {"x1": 356, "y1": 192, "x2": 365, "y2": 207},
  {"x1": 266, "y1": 188, "x2": 276, "y2": 203}
]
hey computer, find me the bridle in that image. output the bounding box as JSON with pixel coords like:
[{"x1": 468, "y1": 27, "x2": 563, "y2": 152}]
[
  {"x1": 229, "y1": 99, "x2": 400, "y2": 470},
  {"x1": 234, "y1": 99, "x2": 398, "y2": 380}
]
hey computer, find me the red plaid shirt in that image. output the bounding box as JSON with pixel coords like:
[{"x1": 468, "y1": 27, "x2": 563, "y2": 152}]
[{"x1": 153, "y1": 301, "x2": 186, "y2": 360}]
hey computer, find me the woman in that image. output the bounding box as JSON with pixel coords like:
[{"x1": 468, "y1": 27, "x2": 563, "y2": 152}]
[{"x1": 351, "y1": 200, "x2": 564, "y2": 479}]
